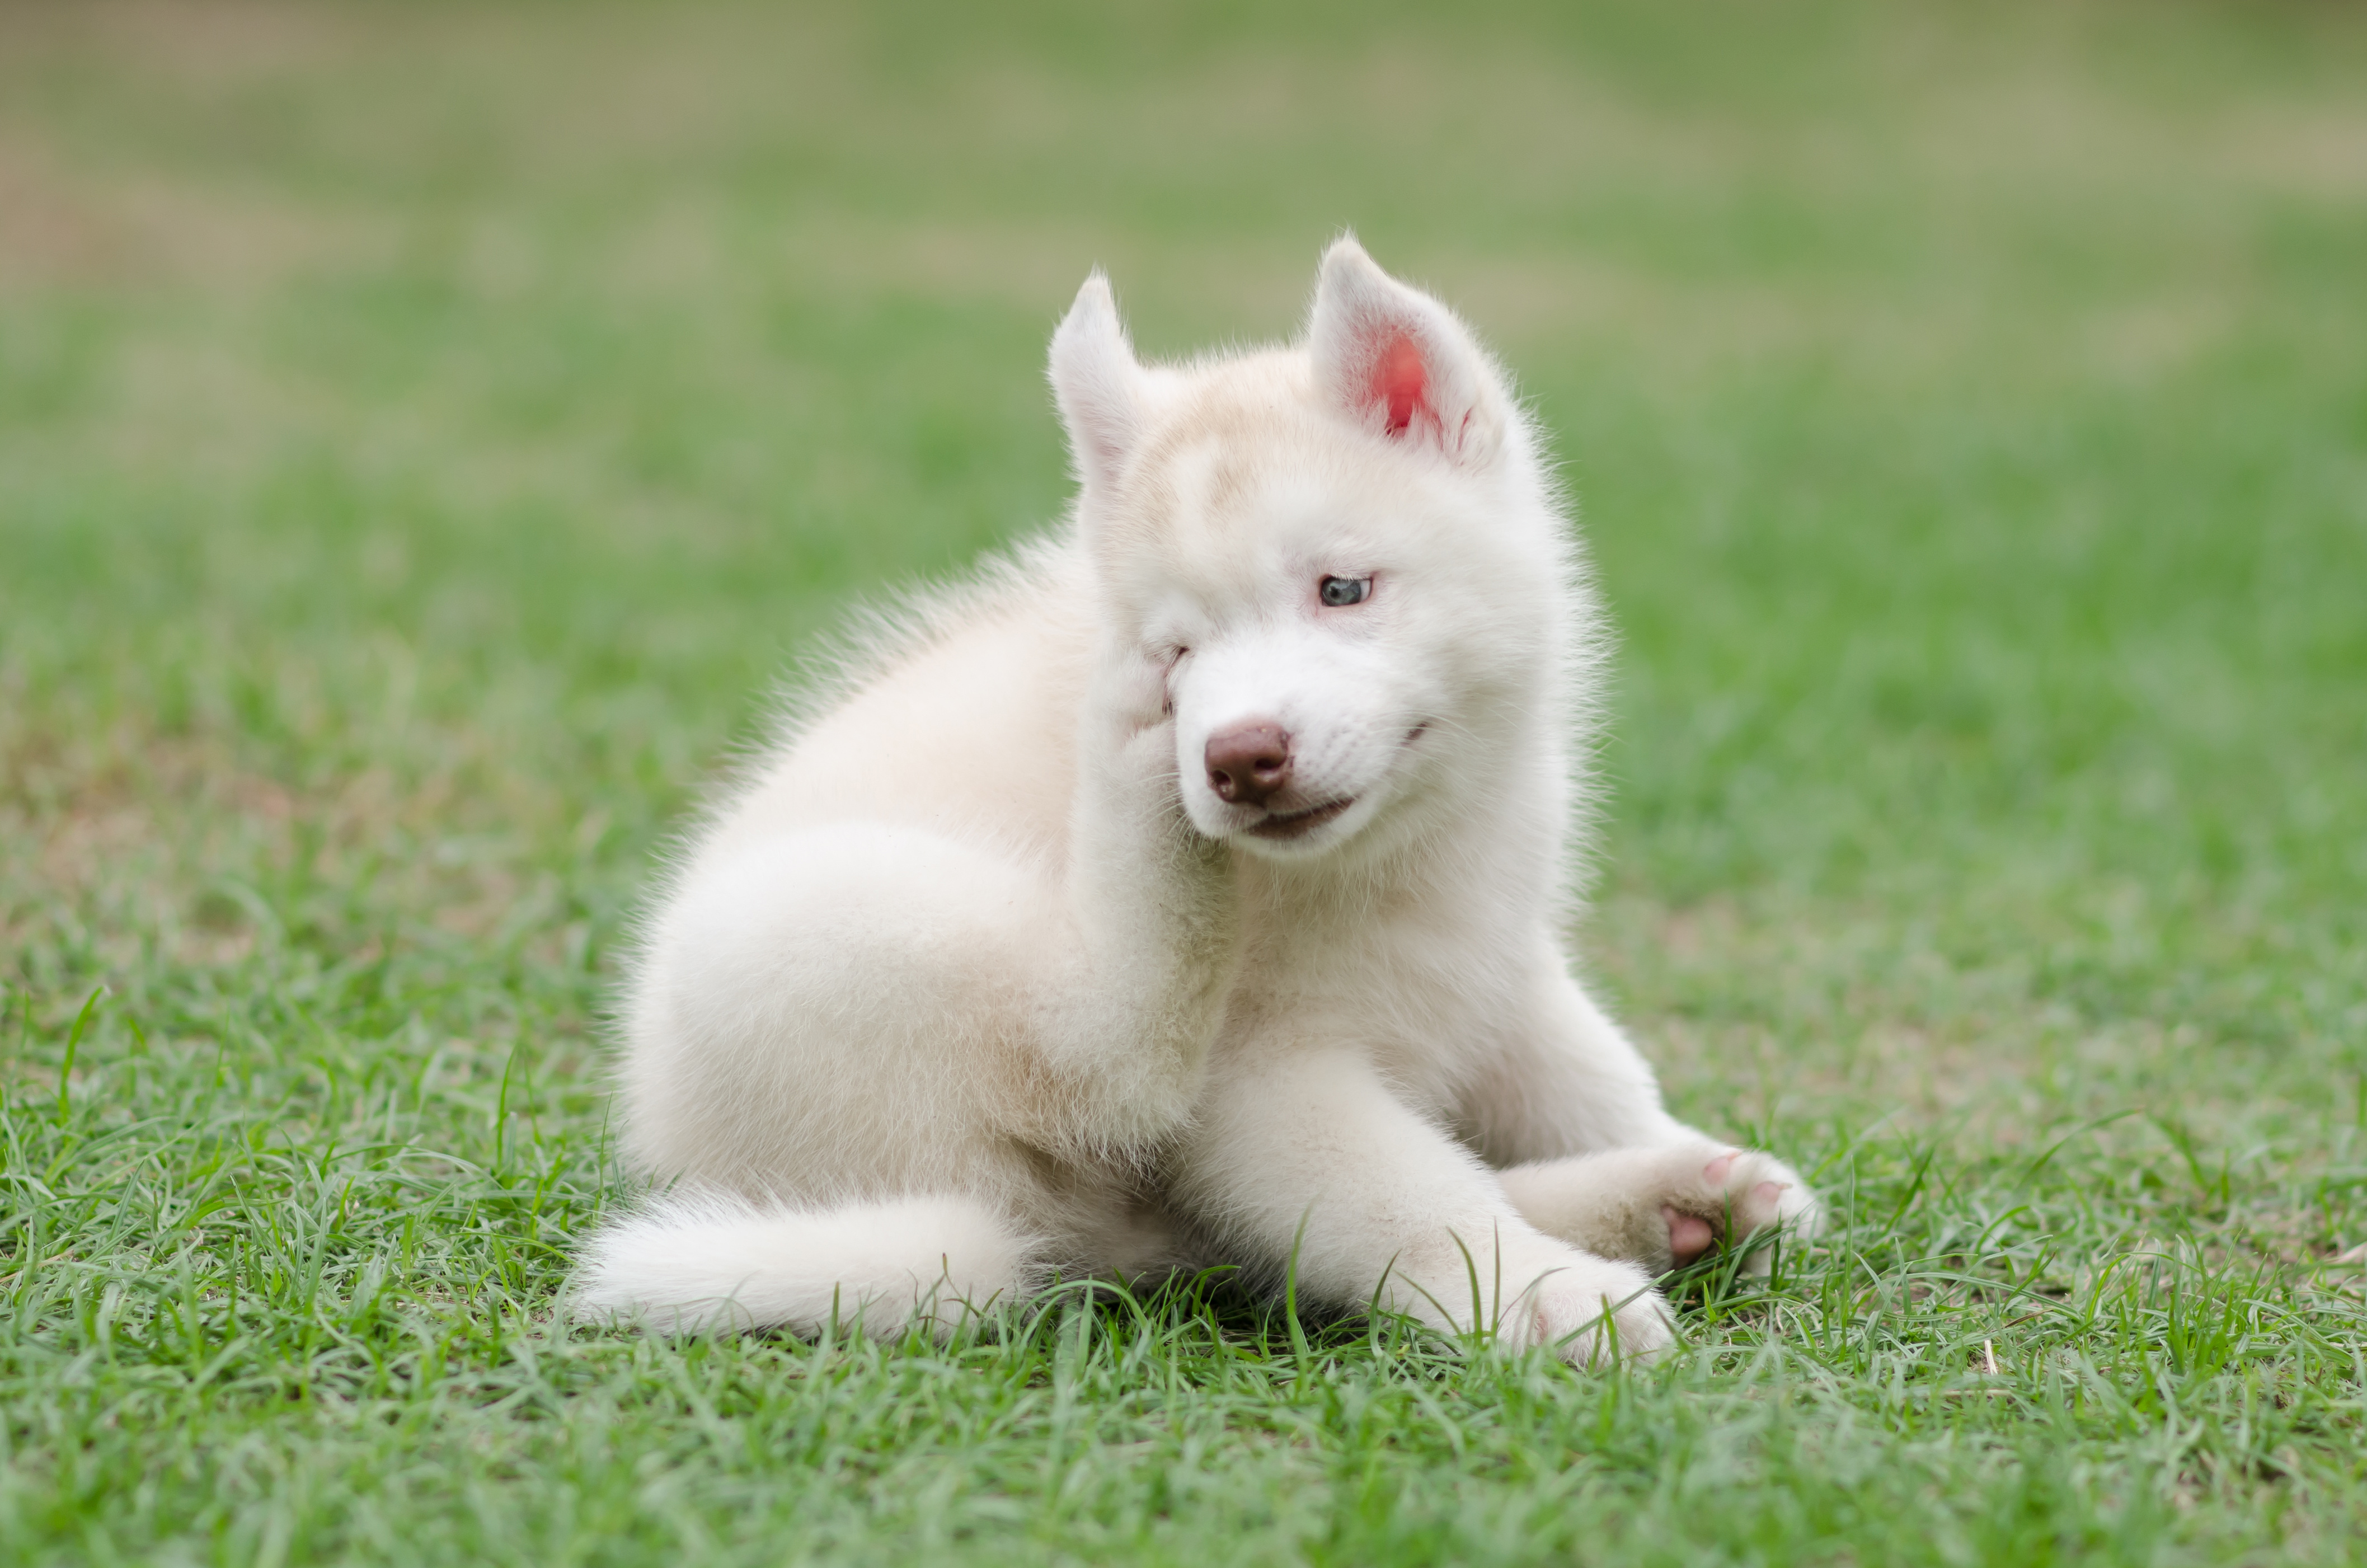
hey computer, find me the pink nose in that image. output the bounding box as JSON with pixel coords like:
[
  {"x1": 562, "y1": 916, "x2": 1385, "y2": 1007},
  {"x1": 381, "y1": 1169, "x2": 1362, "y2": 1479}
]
[{"x1": 1205, "y1": 722, "x2": 1293, "y2": 808}]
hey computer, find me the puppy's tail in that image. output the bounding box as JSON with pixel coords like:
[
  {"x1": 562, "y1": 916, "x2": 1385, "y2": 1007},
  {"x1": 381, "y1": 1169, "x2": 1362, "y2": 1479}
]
[{"x1": 570, "y1": 1191, "x2": 1041, "y2": 1338}]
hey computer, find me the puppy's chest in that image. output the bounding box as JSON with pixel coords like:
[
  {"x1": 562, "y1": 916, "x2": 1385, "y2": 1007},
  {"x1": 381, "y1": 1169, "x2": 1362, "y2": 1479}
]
[{"x1": 1216, "y1": 913, "x2": 1522, "y2": 1095}]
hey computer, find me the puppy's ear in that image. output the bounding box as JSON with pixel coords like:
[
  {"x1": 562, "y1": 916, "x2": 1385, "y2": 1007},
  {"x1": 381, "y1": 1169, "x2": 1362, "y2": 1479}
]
[
  {"x1": 1309, "y1": 237, "x2": 1504, "y2": 466},
  {"x1": 1049, "y1": 272, "x2": 1144, "y2": 501}
]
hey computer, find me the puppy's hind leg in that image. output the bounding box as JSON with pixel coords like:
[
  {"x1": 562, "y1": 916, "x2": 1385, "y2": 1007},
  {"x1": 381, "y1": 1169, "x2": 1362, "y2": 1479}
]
[{"x1": 571, "y1": 1191, "x2": 1042, "y2": 1339}]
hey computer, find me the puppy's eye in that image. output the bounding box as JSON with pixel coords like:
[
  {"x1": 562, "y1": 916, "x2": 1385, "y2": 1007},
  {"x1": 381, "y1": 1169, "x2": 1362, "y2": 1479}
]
[{"x1": 1319, "y1": 575, "x2": 1372, "y2": 608}]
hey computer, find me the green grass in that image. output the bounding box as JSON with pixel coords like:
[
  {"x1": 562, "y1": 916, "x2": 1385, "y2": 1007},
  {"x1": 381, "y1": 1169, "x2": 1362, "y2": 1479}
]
[{"x1": 4, "y1": 1, "x2": 2365, "y2": 1562}]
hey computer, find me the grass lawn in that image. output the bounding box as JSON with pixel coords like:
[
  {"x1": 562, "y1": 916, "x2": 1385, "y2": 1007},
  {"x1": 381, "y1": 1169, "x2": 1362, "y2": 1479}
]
[{"x1": 4, "y1": 1, "x2": 2365, "y2": 1562}]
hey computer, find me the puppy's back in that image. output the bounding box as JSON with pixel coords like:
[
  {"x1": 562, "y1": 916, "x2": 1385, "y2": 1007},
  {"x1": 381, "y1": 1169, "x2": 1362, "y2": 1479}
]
[{"x1": 703, "y1": 538, "x2": 1095, "y2": 874}]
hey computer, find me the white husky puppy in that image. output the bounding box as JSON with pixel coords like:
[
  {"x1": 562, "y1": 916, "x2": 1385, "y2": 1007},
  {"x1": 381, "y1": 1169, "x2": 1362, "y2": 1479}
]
[{"x1": 576, "y1": 238, "x2": 1817, "y2": 1363}]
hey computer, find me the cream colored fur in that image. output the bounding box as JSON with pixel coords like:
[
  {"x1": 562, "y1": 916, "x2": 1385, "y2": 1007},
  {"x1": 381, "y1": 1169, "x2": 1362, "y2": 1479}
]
[{"x1": 572, "y1": 238, "x2": 1819, "y2": 1363}]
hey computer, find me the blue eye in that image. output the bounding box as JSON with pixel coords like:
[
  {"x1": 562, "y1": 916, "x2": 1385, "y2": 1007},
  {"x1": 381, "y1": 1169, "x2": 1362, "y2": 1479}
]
[{"x1": 1319, "y1": 575, "x2": 1372, "y2": 607}]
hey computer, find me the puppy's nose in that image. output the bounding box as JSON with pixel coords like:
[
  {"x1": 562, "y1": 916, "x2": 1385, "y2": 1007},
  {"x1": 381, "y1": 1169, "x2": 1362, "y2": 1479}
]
[{"x1": 1205, "y1": 722, "x2": 1293, "y2": 808}]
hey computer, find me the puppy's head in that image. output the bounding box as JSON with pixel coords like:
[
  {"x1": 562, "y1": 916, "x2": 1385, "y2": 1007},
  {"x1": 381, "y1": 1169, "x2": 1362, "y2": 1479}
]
[{"x1": 1051, "y1": 239, "x2": 1581, "y2": 863}]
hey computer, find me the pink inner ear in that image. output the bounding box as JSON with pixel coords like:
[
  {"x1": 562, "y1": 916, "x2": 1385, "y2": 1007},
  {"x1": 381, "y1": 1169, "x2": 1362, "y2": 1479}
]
[{"x1": 1374, "y1": 334, "x2": 1427, "y2": 436}]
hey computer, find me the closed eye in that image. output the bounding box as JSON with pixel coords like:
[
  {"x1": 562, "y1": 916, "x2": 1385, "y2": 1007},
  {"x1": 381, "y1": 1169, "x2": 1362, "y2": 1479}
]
[{"x1": 1159, "y1": 644, "x2": 1188, "y2": 715}]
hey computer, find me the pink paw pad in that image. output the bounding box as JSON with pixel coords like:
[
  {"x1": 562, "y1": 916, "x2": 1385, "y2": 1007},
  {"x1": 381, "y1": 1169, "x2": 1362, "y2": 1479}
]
[
  {"x1": 1702, "y1": 1152, "x2": 1740, "y2": 1186},
  {"x1": 1662, "y1": 1205, "x2": 1716, "y2": 1265}
]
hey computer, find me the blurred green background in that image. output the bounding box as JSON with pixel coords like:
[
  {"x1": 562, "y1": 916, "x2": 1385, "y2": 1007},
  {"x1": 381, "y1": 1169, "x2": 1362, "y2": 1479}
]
[
  {"x1": 7, "y1": 0, "x2": 2360, "y2": 1130},
  {"x1": 3, "y1": 2, "x2": 2365, "y2": 1562}
]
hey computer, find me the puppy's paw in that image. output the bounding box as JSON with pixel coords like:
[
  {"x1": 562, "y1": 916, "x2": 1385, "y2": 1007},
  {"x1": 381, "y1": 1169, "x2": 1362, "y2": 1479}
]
[
  {"x1": 1401, "y1": 1241, "x2": 1674, "y2": 1367},
  {"x1": 1658, "y1": 1145, "x2": 1819, "y2": 1275},
  {"x1": 1518, "y1": 1255, "x2": 1676, "y2": 1367},
  {"x1": 1499, "y1": 1142, "x2": 1821, "y2": 1277}
]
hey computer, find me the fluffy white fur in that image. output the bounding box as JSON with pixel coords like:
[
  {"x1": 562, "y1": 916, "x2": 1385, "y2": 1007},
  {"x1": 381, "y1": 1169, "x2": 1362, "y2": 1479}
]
[{"x1": 572, "y1": 238, "x2": 1819, "y2": 1364}]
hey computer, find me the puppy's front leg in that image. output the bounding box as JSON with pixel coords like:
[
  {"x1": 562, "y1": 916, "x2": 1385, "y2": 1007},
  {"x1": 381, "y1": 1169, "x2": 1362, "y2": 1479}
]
[
  {"x1": 1471, "y1": 954, "x2": 1822, "y2": 1276},
  {"x1": 1173, "y1": 1046, "x2": 1674, "y2": 1364},
  {"x1": 1027, "y1": 641, "x2": 1241, "y2": 1148}
]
